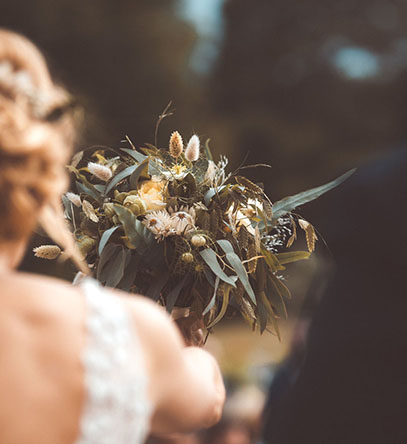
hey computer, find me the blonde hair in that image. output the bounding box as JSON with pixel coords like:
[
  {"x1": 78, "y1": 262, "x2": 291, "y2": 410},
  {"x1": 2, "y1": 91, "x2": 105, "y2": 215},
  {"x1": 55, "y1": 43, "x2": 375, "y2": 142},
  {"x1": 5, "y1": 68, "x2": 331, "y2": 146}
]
[{"x1": 0, "y1": 29, "x2": 87, "y2": 272}]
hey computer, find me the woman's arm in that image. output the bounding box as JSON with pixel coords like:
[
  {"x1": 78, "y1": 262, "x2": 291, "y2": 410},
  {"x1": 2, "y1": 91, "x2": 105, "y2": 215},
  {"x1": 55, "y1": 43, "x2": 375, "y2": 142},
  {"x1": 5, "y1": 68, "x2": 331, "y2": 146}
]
[{"x1": 120, "y1": 294, "x2": 225, "y2": 434}]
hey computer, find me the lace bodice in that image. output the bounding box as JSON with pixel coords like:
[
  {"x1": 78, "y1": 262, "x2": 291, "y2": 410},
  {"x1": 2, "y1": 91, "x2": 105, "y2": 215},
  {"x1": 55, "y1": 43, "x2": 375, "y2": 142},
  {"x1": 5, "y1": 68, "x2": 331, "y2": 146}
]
[{"x1": 75, "y1": 278, "x2": 152, "y2": 444}]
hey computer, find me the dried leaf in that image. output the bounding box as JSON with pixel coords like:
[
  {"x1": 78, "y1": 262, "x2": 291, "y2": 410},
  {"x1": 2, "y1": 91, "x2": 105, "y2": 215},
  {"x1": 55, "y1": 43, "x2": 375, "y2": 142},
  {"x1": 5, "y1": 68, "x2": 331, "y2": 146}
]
[
  {"x1": 82, "y1": 200, "x2": 99, "y2": 223},
  {"x1": 238, "y1": 224, "x2": 249, "y2": 250},
  {"x1": 247, "y1": 243, "x2": 258, "y2": 274},
  {"x1": 286, "y1": 216, "x2": 297, "y2": 248},
  {"x1": 254, "y1": 226, "x2": 261, "y2": 253},
  {"x1": 275, "y1": 251, "x2": 311, "y2": 264},
  {"x1": 263, "y1": 198, "x2": 273, "y2": 220},
  {"x1": 70, "y1": 151, "x2": 83, "y2": 168},
  {"x1": 298, "y1": 219, "x2": 318, "y2": 252},
  {"x1": 207, "y1": 282, "x2": 232, "y2": 328}
]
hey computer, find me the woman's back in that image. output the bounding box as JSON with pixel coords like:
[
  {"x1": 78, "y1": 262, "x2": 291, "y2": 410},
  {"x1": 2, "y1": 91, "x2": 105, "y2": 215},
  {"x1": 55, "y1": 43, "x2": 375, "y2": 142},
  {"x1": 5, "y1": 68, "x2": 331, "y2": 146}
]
[{"x1": 0, "y1": 273, "x2": 85, "y2": 444}]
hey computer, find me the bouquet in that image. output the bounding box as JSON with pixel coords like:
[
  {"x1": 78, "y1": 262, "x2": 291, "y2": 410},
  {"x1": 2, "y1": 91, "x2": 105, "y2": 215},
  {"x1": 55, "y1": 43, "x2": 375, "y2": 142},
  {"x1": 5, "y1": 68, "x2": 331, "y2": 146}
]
[{"x1": 35, "y1": 113, "x2": 353, "y2": 336}]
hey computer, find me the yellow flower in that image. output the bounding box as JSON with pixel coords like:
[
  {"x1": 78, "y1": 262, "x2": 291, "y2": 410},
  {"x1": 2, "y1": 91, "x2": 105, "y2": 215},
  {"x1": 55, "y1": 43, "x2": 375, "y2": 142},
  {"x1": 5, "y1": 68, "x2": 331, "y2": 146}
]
[{"x1": 138, "y1": 179, "x2": 166, "y2": 211}]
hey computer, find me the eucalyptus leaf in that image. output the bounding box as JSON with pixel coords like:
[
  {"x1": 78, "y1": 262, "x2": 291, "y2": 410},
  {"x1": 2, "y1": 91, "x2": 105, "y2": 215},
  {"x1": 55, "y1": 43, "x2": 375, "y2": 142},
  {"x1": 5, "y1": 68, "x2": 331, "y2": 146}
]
[
  {"x1": 268, "y1": 273, "x2": 292, "y2": 300},
  {"x1": 129, "y1": 158, "x2": 150, "y2": 189},
  {"x1": 217, "y1": 240, "x2": 257, "y2": 305},
  {"x1": 97, "y1": 243, "x2": 120, "y2": 282},
  {"x1": 106, "y1": 165, "x2": 138, "y2": 194},
  {"x1": 203, "y1": 276, "x2": 220, "y2": 315},
  {"x1": 259, "y1": 291, "x2": 281, "y2": 339},
  {"x1": 117, "y1": 252, "x2": 140, "y2": 291},
  {"x1": 199, "y1": 248, "x2": 237, "y2": 288},
  {"x1": 113, "y1": 204, "x2": 143, "y2": 248},
  {"x1": 98, "y1": 226, "x2": 119, "y2": 256},
  {"x1": 271, "y1": 169, "x2": 356, "y2": 220},
  {"x1": 62, "y1": 195, "x2": 73, "y2": 220},
  {"x1": 121, "y1": 148, "x2": 147, "y2": 163},
  {"x1": 166, "y1": 275, "x2": 188, "y2": 313},
  {"x1": 105, "y1": 246, "x2": 127, "y2": 288},
  {"x1": 261, "y1": 246, "x2": 285, "y2": 272},
  {"x1": 76, "y1": 181, "x2": 100, "y2": 201},
  {"x1": 255, "y1": 293, "x2": 268, "y2": 334},
  {"x1": 275, "y1": 251, "x2": 311, "y2": 264},
  {"x1": 146, "y1": 270, "x2": 171, "y2": 302},
  {"x1": 204, "y1": 186, "x2": 226, "y2": 206}
]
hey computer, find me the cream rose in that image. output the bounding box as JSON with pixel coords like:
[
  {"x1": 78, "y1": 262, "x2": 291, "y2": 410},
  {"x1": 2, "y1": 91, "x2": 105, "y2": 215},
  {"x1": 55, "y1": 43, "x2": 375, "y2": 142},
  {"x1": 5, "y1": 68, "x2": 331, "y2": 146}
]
[{"x1": 138, "y1": 179, "x2": 166, "y2": 211}]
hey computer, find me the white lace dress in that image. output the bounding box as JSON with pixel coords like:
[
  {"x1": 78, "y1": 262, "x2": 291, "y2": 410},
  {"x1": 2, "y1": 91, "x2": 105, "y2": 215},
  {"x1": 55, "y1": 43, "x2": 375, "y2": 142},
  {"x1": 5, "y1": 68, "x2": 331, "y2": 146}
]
[{"x1": 75, "y1": 278, "x2": 152, "y2": 444}]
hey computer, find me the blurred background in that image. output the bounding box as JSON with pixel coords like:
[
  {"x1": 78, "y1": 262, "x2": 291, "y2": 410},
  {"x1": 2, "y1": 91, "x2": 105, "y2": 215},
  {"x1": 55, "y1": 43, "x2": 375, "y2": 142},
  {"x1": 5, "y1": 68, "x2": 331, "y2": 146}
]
[{"x1": 1, "y1": 1, "x2": 405, "y2": 442}]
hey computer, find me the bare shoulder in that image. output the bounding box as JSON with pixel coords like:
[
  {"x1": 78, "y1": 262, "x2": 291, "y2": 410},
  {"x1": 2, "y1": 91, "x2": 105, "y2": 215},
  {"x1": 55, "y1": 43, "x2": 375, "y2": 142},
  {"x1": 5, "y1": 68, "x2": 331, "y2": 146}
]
[
  {"x1": 0, "y1": 271, "x2": 85, "y2": 322},
  {"x1": 109, "y1": 288, "x2": 184, "y2": 354}
]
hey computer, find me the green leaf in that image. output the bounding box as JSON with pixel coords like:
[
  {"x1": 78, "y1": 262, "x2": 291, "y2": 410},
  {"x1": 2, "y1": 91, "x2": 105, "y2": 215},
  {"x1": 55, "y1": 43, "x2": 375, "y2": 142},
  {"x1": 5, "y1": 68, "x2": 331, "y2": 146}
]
[
  {"x1": 217, "y1": 240, "x2": 257, "y2": 305},
  {"x1": 275, "y1": 251, "x2": 311, "y2": 264},
  {"x1": 121, "y1": 148, "x2": 147, "y2": 163},
  {"x1": 76, "y1": 181, "x2": 100, "y2": 201},
  {"x1": 106, "y1": 165, "x2": 138, "y2": 194},
  {"x1": 129, "y1": 158, "x2": 150, "y2": 189},
  {"x1": 113, "y1": 204, "x2": 146, "y2": 250},
  {"x1": 204, "y1": 186, "x2": 226, "y2": 206},
  {"x1": 271, "y1": 169, "x2": 356, "y2": 220},
  {"x1": 97, "y1": 243, "x2": 120, "y2": 282},
  {"x1": 203, "y1": 276, "x2": 220, "y2": 315},
  {"x1": 98, "y1": 226, "x2": 119, "y2": 256},
  {"x1": 166, "y1": 275, "x2": 189, "y2": 313},
  {"x1": 146, "y1": 270, "x2": 171, "y2": 302},
  {"x1": 261, "y1": 246, "x2": 285, "y2": 272},
  {"x1": 199, "y1": 248, "x2": 237, "y2": 288},
  {"x1": 255, "y1": 292, "x2": 268, "y2": 334},
  {"x1": 259, "y1": 291, "x2": 281, "y2": 339},
  {"x1": 117, "y1": 253, "x2": 140, "y2": 291},
  {"x1": 268, "y1": 273, "x2": 292, "y2": 300},
  {"x1": 105, "y1": 246, "x2": 127, "y2": 288}
]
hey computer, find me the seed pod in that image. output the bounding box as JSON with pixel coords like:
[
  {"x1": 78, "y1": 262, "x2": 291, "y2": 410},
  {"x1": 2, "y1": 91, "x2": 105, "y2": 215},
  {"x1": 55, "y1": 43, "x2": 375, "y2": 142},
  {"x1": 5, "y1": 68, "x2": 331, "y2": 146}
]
[
  {"x1": 76, "y1": 235, "x2": 96, "y2": 256},
  {"x1": 191, "y1": 235, "x2": 206, "y2": 247},
  {"x1": 123, "y1": 195, "x2": 147, "y2": 216},
  {"x1": 169, "y1": 131, "x2": 183, "y2": 158},
  {"x1": 181, "y1": 252, "x2": 194, "y2": 263},
  {"x1": 114, "y1": 191, "x2": 128, "y2": 204},
  {"x1": 103, "y1": 203, "x2": 115, "y2": 218}
]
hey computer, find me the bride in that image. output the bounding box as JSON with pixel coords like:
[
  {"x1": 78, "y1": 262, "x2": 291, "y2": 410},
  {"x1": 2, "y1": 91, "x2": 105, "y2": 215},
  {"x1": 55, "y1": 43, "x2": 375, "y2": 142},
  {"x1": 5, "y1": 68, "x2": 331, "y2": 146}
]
[{"x1": 0, "y1": 29, "x2": 225, "y2": 444}]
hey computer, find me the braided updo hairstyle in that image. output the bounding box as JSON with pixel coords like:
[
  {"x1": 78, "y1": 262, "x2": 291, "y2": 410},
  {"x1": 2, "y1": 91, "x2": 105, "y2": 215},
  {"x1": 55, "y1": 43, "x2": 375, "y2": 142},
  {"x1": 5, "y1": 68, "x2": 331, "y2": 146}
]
[{"x1": 0, "y1": 29, "x2": 87, "y2": 272}]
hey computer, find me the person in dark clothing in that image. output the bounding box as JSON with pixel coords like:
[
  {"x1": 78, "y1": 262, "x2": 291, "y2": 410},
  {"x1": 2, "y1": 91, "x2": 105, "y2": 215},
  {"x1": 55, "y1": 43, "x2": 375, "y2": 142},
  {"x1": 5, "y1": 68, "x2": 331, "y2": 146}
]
[{"x1": 262, "y1": 149, "x2": 407, "y2": 444}]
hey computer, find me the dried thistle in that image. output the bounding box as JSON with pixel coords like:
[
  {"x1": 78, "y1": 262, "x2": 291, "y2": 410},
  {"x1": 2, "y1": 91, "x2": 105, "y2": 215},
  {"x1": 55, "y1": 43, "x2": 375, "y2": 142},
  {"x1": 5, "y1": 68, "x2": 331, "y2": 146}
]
[{"x1": 169, "y1": 131, "x2": 183, "y2": 158}]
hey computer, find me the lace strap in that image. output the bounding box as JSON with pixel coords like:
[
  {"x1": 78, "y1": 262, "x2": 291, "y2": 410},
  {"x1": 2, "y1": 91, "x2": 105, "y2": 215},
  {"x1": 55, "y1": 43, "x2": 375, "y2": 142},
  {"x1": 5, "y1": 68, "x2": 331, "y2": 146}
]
[{"x1": 75, "y1": 278, "x2": 151, "y2": 444}]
